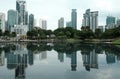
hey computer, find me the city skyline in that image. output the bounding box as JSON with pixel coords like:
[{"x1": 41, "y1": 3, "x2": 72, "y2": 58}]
[{"x1": 1, "y1": 0, "x2": 120, "y2": 30}]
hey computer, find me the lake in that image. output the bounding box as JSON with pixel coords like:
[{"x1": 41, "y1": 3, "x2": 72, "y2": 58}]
[{"x1": 0, "y1": 43, "x2": 120, "y2": 79}]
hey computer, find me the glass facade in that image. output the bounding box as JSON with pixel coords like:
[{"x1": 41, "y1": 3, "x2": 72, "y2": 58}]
[
  {"x1": 71, "y1": 9, "x2": 77, "y2": 29},
  {"x1": 7, "y1": 10, "x2": 18, "y2": 32},
  {"x1": 29, "y1": 14, "x2": 34, "y2": 31}
]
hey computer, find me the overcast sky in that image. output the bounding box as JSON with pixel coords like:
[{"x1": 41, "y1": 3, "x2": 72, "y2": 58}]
[{"x1": 1, "y1": 0, "x2": 120, "y2": 30}]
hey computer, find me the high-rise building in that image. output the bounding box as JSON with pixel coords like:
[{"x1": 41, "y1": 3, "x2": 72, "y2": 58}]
[
  {"x1": 16, "y1": 0, "x2": 28, "y2": 25},
  {"x1": 7, "y1": 10, "x2": 18, "y2": 32},
  {"x1": 39, "y1": 19, "x2": 47, "y2": 30},
  {"x1": 117, "y1": 19, "x2": 120, "y2": 27},
  {"x1": 29, "y1": 14, "x2": 34, "y2": 31},
  {"x1": 42, "y1": 20, "x2": 47, "y2": 30},
  {"x1": 82, "y1": 9, "x2": 90, "y2": 27},
  {"x1": 71, "y1": 9, "x2": 77, "y2": 29},
  {"x1": 14, "y1": 0, "x2": 28, "y2": 36},
  {"x1": 106, "y1": 16, "x2": 115, "y2": 25},
  {"x1": 58, "y1": 17, "x2": 64, "y2": 28},
  {"x1": 82, "y1": 9, "x2": 98, "y2": 32},
  {"x1": 90, "y1": 11, "x2": 98, "y2": 32},
  {"x1": 106, "y1": 16, "x2": 116, "y2": 29},
  {"x1": 0, "y1": 13, "x2": 5, "y2": 32},
  {"x1": 66, "y1": 21, "x2": 72, "y2": 28}
]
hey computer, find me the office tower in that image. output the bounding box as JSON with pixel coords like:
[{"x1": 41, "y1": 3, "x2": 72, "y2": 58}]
[
  {"x1": 90, "y1": 11, "x2": 98, "y2": 32},
  {"x1": 82, "y1": 9, "x2": 90, "y2": 27},
  {"x1": 106, "y1": 16, "x2": 116, "y2": 29},
  {"x1": 58, "y1": 17, "x2": 64, "y2": 28},
  {"x1": 71, "y1": 9, "x2": 77, "y2": 29},
  {"x1": 116, "y1": 19, "x2": 120, "y2": 27},
  {"x1": 42, "y1": 20, "x2": 47, "y2": 30},
  {"x1": 39, "y1": 19, "x2": 47, "y2": 30},
  {"x1": 66, "y1": 21, "x2": 72, "y2": 27},
  {"x1": 16, "y1": 0, "x2": 27, "y2": 25},
  {"x1": 7, "y1": 10, "x2": 18, "y2": 32},
  {"x1": 25, "y1": 11, "x2": 28, "y2": 25},
  {"x1": 29, "y1": 14, "x2": 34, "y2": 31},
  {"x1": 0, "y1": 13, "x2": 5, "y2": 32},
  {"x1": 82, "y1": 9, "x2": 98, "y2": 32},
  {"x1": 14, "y1": 0, "x2": 28, "y2": 36},
  {"x1": 71, "y1": 52, "x2": 77, "y2": 71}
]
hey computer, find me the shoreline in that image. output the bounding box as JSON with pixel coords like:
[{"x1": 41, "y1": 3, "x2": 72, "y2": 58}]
[{"x1": 0, "y1": 39, "x2": 119, "y2": 45}]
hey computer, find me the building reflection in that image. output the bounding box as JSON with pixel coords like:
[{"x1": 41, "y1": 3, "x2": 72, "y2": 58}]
[
  {"x1": 0, "y1": 50, "x2": 5, "y2": 66},
  {"x1": 6, "y1": 44, "x2": 34, "y2": 79},
  {"x1": 71, "y1": 52, "x2": 77, "y2": 71},
  {"x1": 39, "y1": 51, "x2": 47, "y2": 60},
  {"x1": 82, "y1": 49, "x2": 98, "y2": 71},
  {"x1": 105, "y1": 52, "x2": 116, "y2": 64},
  {"x1": 58, "y1": 52, "x2": 64, "y2": 62}
]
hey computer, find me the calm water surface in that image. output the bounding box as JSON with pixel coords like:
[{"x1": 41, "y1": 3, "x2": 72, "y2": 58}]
[{"x1": 0, "y1": 43, "x2": 120, "y2": 79}]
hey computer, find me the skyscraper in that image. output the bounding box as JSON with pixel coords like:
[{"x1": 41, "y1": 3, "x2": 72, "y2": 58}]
[
  {"x1": 58, "y1": 17, "x2": 64, "y2": 28},
  {"x1": 16, "y1": 0, "x2": 27, "y2": 25},
  {"x1": 106, "y1": 16, "x2": 115, "y2": 25},
  {"x1": 29, "y1": 14, "x2": 34, "y2": 31},
  {"x1": 90, "y1": 11, "x2": 98, "y2": 32},
  {"x1": 82, "y1": 9, "x2": 98, "y2": 32},
  {"x1": 106, "y1": 16, "x2": 116, "y2": 29},
  {"x1": 66, "y1": 21, "x2": 72, "y2": 28},
  {"x1": 42, "y1": 20, "x2": 47, "y2": 30},
  {"x1": 39, "y1": 19, "x2": 47, "y2": 30},
  {"x1": 0, "y1": 13, "x2": 5, "y2": 32},
  {"x1": 7, "y1": 10, "x2": 18, "y2": 32},
  {"x1": 71, "y1": 9, "x2": 77, "y2": 29},
  {"x1": 117, "y1": 19, "x2": 120, "y2": 27},
  {"x1": 14, "y1": 0, "x2": 28, "y2": 36}
]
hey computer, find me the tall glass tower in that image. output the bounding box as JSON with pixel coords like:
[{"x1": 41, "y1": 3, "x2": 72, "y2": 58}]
[
  {"x1": 7, "y1": 10, "x2": 18, "y2": 32},
  {"x1": 71, "y1": 9, "x2": 77, "y2": 29},
  {"x1": 29, "y1": 14, "x2": 34, "y2": 31},
  {"x1": 16, "y1": 0, "x2": 28, "y2": 25}
]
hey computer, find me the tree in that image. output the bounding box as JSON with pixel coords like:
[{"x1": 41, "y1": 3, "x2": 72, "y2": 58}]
[
  {"x1": 11, "y1": 32, "x2": 16, "y2": 37},
  {"x1": 95, "y1": 29, "x2": 102, "y2": 38},
  {"x1": 4, "y1": 31, "x2": 10, "y2": 37},
  {"x1": 0, "y1": 29, "x2": 3, "y2": 36}
]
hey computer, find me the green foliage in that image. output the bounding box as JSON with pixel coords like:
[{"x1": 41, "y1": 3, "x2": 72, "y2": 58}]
[
  {"x1": 4, "y1": 30, "x2": 10, "y2": 37},
  {"x1": 11, "y1": 32, "x2": 16, "y2": 37}
]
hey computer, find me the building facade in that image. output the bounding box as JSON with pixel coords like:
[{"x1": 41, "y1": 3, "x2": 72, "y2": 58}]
[
  {"x1": 71, "y1": 9, "x2": 77, "y2": 29},
  {"x1": 7, "y1": 10, "x2": 18, "y2": 32},
  {"x1": 39, "y1": 19, "x2": 47, "y2": 30},
  {"x1": 106, "y1": 16, "x2": 116, "y2": 29},
  {"x1": 58, "y1": 17, "x2": 64, "y2": 28},
  {"x1": 0, "y1": 13, "x2": 5, "y2": 32},
  {"x1": 66, "y1": 21, "x2": 72, "y2": 28},
  {"x1": 82, "y1": 9, "x2": 98, "y2": 32},
  {"x1": 16, "y1": 0, "x2": 28, "y2": 25},
  {"x1": 29, "y1": 14, "x2": 34, "y2": 31}
]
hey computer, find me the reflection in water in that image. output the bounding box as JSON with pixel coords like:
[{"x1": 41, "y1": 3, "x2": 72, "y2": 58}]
[
  {"x1": 58, "y1": 52, "x2": 64, "y2": 62},
  {"x1": 0, "y1": 43, "x2": 120, "y2": 79},
  {"x1": 71, "y1": 52, "x2": 77, "y2": 71},
  {"x1": 82, "y1": 49, "x2": 98, "y2": 71},
  {"x1": 0, "y1": 50, "x2": 5, "y2": 66}
]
